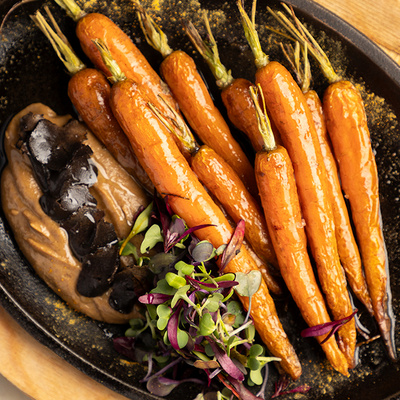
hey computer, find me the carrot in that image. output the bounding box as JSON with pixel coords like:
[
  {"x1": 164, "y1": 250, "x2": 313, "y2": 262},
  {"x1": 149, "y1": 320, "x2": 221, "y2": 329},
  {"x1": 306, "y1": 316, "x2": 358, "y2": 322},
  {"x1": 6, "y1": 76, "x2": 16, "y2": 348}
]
[
  {"x1": 324, "y1": 81, "x2": 395, "y2": 359},
  {"x1": 250, "y1": 85, "x2": 349, "y2": 376},
  {"x1": 278, "y1": 41, "x2": 373, "y2": 315},
  {"x1": 31, "y1": 8, "x2": 154, "y2": 194},
  {"x1": 149, "y1": 104, "x2": 282, "y2": 294},
  {"x1": 270, "y1": 4, "x2": 396, "y2": 360},
  {"x1": 134, "y1": 2, "x2": 258, "y2": 198},
  {"x1": 54, "y1": 0, "x2": 191, "y2": 160},
  {"x1": 184, "y1": 15, "x2": 282, "y2": 153},
  {"x1": 95, "y1": 40, "x2": 302, "y2": 380},
  {"x1": 238, "y1": 0, "x2": 356, "y2": 368}
]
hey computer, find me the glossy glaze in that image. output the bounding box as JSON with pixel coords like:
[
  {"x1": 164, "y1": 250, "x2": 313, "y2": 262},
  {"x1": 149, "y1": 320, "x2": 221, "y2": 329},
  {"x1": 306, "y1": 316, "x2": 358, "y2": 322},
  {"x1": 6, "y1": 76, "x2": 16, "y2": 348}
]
[
  {"x1": 191, "y1": 144, "x2": 282, "y2": 294},
  {"x1": 305, "y1": 89, "x2": 373, "y2": 315},
  {"x1": 110, "y1": 78, "x2": 302, "y2": 380},
  {"x1": 256, "y1": 145, "x2": 349, "y2": 376},
  {"x1": 323, "y1": 80, "x2": 396, "y2": 360},
  {"x1": 160, "y1": 50, "x2": 259, "y2": 197},
  {"x1": 256, "y1": 61, "x2": 356, "y2": 368},
  {"x1": 68, "y1": 68, "x2": 154, "y2": 194}
]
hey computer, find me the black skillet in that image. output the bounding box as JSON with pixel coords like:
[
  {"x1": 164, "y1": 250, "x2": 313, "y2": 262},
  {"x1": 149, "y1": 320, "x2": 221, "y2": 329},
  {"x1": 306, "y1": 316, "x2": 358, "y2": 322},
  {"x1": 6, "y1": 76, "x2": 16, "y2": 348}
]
[{"x1": 1, "y1": 0, "x2": 400, "y2": 399}]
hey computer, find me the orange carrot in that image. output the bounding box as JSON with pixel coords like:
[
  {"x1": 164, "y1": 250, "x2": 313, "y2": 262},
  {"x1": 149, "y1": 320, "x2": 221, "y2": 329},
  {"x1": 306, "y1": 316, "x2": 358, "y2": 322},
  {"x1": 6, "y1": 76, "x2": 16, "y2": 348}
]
[
  {"x1": 54, "y1": 0, "x2": 191, "y2": 160},
  {"x1": 278, "y1": 41, "x2": 373, "y2": 315},
  {"x1": 251, "y1": 85, "x2": 349, "y2": 376},
  {"x1": 148, "y1": 106, "x2": 282, "y2": 294},
  {"x1": 31, "y1": 8, "x2": 154, "y2": 194},
  {"x1": 95, "y1": 40, "x2": 302, "y2": 380},
  {"x1": 184, "y1": 16, "x2": 283, "y2": 153},
  {"x1": 134, "y1": 3, "x2": 258, "y2": 198},
  {"x1": 238, "y1": 0, "x2": 356, "y2": 368},
  {"x1": 269, "y1": 4, "x2": 396, "y2": 359}
]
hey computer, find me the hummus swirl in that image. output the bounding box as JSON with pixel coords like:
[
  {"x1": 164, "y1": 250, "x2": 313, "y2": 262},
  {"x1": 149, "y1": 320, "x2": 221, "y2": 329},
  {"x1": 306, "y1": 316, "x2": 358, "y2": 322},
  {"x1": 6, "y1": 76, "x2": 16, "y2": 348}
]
[{"x1": 1, "y1": 103, "x2": 150, "y2": 323}]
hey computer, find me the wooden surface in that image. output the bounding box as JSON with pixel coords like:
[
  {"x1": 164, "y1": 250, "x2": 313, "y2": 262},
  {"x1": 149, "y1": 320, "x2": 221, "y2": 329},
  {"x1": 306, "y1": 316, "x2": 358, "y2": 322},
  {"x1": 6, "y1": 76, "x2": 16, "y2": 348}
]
[{"x1": 0, "y1": 0, "x2": 399, "y2": 399}]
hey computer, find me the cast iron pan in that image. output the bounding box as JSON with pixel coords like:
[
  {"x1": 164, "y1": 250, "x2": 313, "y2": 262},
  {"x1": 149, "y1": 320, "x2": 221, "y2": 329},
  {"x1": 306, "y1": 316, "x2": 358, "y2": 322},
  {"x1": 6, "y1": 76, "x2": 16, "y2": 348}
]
[{"x1": 1, "y1": 0, "x2": 400, "y2": 399}]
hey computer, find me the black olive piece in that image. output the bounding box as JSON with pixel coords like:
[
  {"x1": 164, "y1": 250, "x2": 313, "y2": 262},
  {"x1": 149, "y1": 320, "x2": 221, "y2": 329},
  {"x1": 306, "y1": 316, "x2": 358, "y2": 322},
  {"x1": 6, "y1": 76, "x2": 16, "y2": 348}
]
[{"x1": 76, "y1": 243, "x2": 120, "y2": 298}]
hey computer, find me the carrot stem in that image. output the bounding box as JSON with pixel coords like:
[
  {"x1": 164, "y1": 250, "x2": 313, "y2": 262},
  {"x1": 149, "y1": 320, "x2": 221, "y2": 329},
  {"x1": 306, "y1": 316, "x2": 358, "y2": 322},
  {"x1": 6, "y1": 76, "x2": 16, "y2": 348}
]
[
  {"x1": 93, "y1": 39, "x2": 127, "y2": 84},
  {"x1": 133, "y1": 0, "x2": 173, "y2": 58},
  {"x1": 237, "y1": 0, "x2": 269, "y2": 69},
  {"x1": 31, "y1": 9, "x2": 86, "y2": 75},
  {"x1": 184, "y1": 14, "x2": 234, "y2": 89},
  {"x1": 54, "y1": 0, "x2": 86, "y2": 22}
]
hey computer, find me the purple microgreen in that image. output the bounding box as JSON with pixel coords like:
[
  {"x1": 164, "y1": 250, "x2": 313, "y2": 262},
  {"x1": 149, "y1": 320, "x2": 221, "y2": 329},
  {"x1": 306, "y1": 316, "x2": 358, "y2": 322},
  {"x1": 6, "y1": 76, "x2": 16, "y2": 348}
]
[
  {"x1": 186, "y1": 275, "x2": 238, "y2": 291},
  {"x1": 301, "y1": 309, "x2": 358, "y2": 345},
  {"x1": 165, "y1": 224, "x2": 215, "y2": 253},
  {"x1": 256, "y1": 363, "x2": 269, "y2": 398},
  {"x1": 271, "y1": 374, "x2": 311, "y2": 398},
  {"x1": 153, "y1": 194, "x2": 172, "y2": 239},
  {"x1": 224, "y1": 375, "x2": 263, "y2": 400},
  {"x1": 139, "y1": 293, "x2": 173, "y2": 305},
  {"x1": 207, "y1": 338, "x2": 244, "y2": 381},
  {"x1": 220, "y1": 220, "x2": 245, "y2": 272},
  {"x1": 113, "y1": 336, "x2": 137, "y2": 361},
  {"x1": 140, "y1": 352, "x2": 154, "y2": 383},
  {"x1": 164, "y1": 217, "x2": 187, "y2": 251},
  {"x1": 167, "y1": 301, "x2": 189, "y2": 350},
  {"x1": 147, "y1": 376, "x2": 205, "y2": 397}
]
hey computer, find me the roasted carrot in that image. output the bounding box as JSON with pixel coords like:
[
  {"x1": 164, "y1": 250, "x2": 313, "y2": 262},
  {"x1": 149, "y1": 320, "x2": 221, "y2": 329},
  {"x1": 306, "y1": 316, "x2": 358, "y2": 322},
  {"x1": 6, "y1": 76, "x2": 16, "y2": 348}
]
[
  {"x1": 54, "y1": 0, "x2": 191, "y2": 160},
  {"x1": 324, "y1": 81, "x2": 395, "y2": 359},
  {"x1": 238, "y1": 0, "x2": 356, "y2": 368},
  {"x1": 184, "y1": 15, "x2": 282, "y2": 153},
  {"x1": 149, "y1": 105, "x2": 281, "y2": 293},
  {"x1": 278, "y1": 41, "x2": 373, "y2": 315},
  {"x1": 31, "y1": 8, "x2": 154, "y2": 194},
  {"x1": 250, "y1": 85, "x2": 349, "y2": 376},
  {"x1": 94, "y1": 40, "x2": 302, "y2": 380},
  {"x1": 270, "y1": 4, "x2": 396, "y2": 360},
  {"x1": 134, "y1": 3, "x2": 258, "y2": 198}
]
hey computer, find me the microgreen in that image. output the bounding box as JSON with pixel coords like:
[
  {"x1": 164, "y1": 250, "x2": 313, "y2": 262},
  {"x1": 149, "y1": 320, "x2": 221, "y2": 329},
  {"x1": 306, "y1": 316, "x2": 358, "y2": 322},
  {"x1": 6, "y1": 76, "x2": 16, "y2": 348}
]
[
  {"x1": 114, "y1": 195, "x2": 278, "y2": 398},
  {"x1": 301, "y1": 309, "x2": 358, "y2": 344}
]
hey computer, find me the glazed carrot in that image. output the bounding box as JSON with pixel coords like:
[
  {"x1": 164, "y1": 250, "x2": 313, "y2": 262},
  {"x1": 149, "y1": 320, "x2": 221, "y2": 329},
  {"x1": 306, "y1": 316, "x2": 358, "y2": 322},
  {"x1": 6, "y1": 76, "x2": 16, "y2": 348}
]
[
  {"x1": 53, "y1": 0, "x2": 191, "y2": 160},
  {"x1": 251, "y1": 85, "x2": 349, "y2": 376},
  {"x1": 95, "y1": 40, "x2": 302, "y2": 380},
  {"x1": 134, "y1": 3, "x2": 258, "y2": 198},
  {"x1": 324, "y1": 81, "x2": 395, "y2": 359},
  {"x1": 270, "y1": 4, "x2": 396, "y2": 360},
  {"x1": 31, "y1": 9, "x2": 154, "y2": 194},
  {"x1": 184, "y1": 16, "x2": 282, "y2": 153},
  {"x1": 279, "y1": 41, "x2": 373, "y2": 315},
  {"x1": 238, "y1": 1, "x2": 356, "y2": 368},
  {"x1": 149, "y1": 105, "x2": 281, "y2": 293}
]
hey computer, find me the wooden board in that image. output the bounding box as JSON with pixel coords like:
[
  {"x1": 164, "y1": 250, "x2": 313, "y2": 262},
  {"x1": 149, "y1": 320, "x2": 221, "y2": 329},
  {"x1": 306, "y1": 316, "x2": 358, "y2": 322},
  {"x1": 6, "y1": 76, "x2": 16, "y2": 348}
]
[{"x1": 1, "y1": 0, "x2": 399, "y2": 399}]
